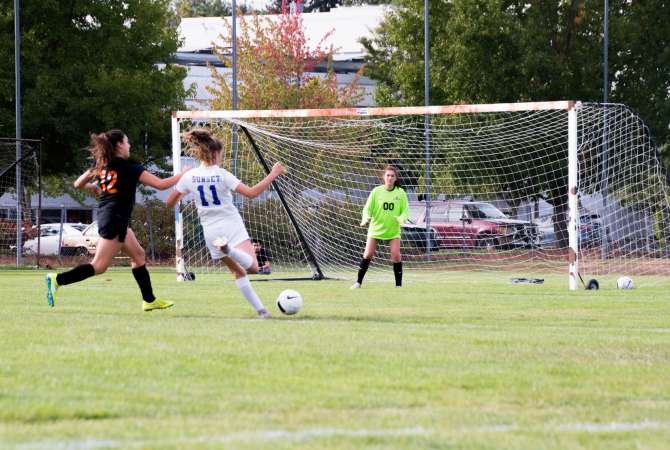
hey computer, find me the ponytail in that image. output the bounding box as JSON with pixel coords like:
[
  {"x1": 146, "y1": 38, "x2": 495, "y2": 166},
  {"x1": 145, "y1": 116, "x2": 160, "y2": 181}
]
[
  {"x1": 182, "y1": 129, "x2": 223, "y2": 165},
  {"x1": 89, "y1": 129, "x2": 125, "y2": 172}
]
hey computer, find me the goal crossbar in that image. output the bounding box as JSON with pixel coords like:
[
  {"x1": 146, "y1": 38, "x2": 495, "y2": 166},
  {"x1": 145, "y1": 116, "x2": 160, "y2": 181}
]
[{"x1": 173, "y1": 101, "x2": 575, "y2": 120}]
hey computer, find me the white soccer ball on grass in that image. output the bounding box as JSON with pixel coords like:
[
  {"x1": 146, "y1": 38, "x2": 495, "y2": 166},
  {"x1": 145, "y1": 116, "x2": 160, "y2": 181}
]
[
  {"x1": 616, "y1": 276, "x2": 634, "y2": 289},
  {"x1": 276, "y1": 289, "x2": 303, "y2": 315}
]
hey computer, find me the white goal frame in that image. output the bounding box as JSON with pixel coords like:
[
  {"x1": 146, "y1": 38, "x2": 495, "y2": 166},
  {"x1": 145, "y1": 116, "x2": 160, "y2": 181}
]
[{"x1": 171, "y1": 101, "x2": 582, "y2": 289}]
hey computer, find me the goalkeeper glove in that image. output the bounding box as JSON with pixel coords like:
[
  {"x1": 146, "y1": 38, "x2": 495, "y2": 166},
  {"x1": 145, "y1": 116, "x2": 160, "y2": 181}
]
[
  {"x1": 360, "y1": 218, "x2": 370, "y2": 227},
  {"x1": 396, "y1": 216, "x2": 406, "y2": 225}
]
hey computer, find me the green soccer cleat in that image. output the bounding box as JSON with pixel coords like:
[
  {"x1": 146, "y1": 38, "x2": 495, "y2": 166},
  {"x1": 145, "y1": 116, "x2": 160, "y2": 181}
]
[
  {"x1": 143, "y1": 298, "x2": 174, "y2": 312},
  {"x1": 45, "y1": 273, "x2": 58, "y2": 307}
]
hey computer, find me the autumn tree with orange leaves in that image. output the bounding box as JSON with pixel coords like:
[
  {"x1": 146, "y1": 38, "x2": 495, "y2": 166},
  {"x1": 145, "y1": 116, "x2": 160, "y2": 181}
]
[{"x1": 207, "y1": 9, "x2": 363, "y2": 110}]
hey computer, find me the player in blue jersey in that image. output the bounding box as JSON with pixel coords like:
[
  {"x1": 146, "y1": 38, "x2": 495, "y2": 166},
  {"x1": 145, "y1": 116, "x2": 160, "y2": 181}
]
[{"x1": 167, "y1": 129, "x2": 285, "y2": 318}]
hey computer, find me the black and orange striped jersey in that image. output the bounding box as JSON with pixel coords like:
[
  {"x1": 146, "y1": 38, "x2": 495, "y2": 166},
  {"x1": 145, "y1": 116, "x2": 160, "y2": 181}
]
[{"x1": 96, "y1": 157, "x2": 145, "y2": 218}]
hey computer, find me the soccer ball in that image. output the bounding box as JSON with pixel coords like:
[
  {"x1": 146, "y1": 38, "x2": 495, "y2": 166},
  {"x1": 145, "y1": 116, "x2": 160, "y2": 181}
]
[
  {"x1": 616, "y1": 276, "x2": 634, "y2": 289},
  {"x1": 276, "y1": 289, "x2": 303, "y2": 315}
]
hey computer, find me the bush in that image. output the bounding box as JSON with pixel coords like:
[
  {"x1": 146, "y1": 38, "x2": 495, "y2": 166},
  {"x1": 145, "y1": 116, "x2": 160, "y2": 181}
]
[{"x1": 130, "y1": 199, "x2": 175, "y2": 262}]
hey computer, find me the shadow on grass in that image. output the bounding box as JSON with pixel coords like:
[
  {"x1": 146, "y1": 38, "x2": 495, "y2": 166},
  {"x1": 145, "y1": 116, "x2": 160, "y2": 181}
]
[
  {"x1": 4, "y1": 410, "x2": 119, "y2": 424},
  {"x1": 35, "y1": 307, "x2": 453, "y2": 325},
  {"x1": 273, "y1": 313, "x2": 450, "y2": 326}
]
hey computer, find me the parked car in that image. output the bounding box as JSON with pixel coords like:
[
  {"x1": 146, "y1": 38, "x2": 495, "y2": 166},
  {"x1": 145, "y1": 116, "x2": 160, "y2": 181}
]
[
  {"x1": 579, "y1": 213, "x2": 603, "y2": 247},
  {"x1": 402, "y1": 219, "x2": 440, "y2": 252},
  {"x1": 62, "y1": 221, "x2": 100, "y2": 256},
  {"x1": 533, "y1": 213, "x2": 605, "y2": 248},
  {"x1": 409, "y1": 201, "x2": 539, "y2": 249},
  {"x1": 22, "y1": 223, "x2": 85, "y2": 256},
  {"x1": 535, "y1": 215, "x2": 557, "y2": 248}
]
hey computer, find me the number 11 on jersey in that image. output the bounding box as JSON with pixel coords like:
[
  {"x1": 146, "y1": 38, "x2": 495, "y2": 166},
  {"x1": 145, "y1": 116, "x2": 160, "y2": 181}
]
[{"x1": 196, "y1": 184, "x2": 221, "y2": 207}]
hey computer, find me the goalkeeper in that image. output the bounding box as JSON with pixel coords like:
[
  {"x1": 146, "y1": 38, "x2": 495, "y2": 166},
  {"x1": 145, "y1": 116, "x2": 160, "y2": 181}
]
[{"x1": 351, "y1": 164, "x2": 409, "y2": 289}]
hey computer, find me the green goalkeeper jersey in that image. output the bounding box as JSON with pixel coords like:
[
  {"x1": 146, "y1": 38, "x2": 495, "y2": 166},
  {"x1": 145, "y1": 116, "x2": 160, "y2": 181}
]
[{"x1": 362, "y1": 185, "x2": 409, "y2": 240}]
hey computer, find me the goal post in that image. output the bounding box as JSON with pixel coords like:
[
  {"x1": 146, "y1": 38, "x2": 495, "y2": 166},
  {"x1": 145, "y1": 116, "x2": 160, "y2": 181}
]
[
  {"x1": 567, "y1": 104, "x2": 579, "y2": 290},
  {"x1": 171, "y1": 101, "x2": 670, "y2": 289},
  {"x1": 170, "y1": 116, "x2": 187, "y2": 280},
  {"x1": 0, "y1": 138, "x2": 41, "y2": 267}
]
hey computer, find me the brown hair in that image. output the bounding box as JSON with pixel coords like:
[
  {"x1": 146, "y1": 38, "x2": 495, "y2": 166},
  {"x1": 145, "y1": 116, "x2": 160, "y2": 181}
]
[
  {"x1": 182, "y1": 129, "x2": 223, "y2": 165},
  {"x1": 89, "y1": 129, "x2": 126, "y2": 172},
  {"x1": 383, "y1": 164, "x2": 401, "y2": 188}
]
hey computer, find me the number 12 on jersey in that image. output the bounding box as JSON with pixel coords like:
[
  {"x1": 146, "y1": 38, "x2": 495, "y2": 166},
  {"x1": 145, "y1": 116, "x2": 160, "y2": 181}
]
[{"x1": 196, "y1": 184, "x2": 221, "y2": 207}]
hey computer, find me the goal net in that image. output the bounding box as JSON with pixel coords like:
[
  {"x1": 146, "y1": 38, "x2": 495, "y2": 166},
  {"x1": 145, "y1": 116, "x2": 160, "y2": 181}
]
[
  {"x1": 0, "y1": 139, "x2": 41, "y2": 265},
  {"x1": 171, "y1": 102, "x2": 670, "y2": 289}
]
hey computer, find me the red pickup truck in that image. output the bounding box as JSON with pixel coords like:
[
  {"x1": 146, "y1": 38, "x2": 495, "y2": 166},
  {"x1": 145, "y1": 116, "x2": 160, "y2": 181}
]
[{"x1": 406, "y1": 200, "x2": 539, "y2": 249}]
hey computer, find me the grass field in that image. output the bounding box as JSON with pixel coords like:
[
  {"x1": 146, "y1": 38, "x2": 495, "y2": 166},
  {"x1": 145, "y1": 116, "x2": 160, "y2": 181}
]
[{"x1": 1, "y1": 268, "x2": 669, "y2": 449}]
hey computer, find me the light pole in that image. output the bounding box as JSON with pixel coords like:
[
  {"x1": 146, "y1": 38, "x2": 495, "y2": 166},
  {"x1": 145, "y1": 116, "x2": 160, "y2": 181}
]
[
  {"x1": 424, "y1": 0, "x2": 432, "y2": 260},
  {"x1": 600, "y1": 0, "x2": 610, "y2": 258},
  {"x1": 231, "y1": 0, "x2": 239, "y2": 179},
  {"x1": 15, "y1": 0, "x2": 22, "y2": 266},
  {"x1": 603, "y1": 0, "x2": 609, "y2": 103}
]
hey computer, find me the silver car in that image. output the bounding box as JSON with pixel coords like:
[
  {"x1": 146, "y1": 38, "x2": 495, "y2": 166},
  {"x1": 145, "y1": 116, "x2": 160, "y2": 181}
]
[{"x1": 22, "y1": 223, "x2": 85, "y2": 256}]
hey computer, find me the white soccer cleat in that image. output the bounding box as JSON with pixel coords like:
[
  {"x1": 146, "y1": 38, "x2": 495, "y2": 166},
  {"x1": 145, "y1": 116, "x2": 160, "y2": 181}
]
[
  {"x1": 212, "y1": 236, "x2": 229, "y2": 254},
  {"x1": 350, "y1": 282, "x2": 361, "y2": 289}
]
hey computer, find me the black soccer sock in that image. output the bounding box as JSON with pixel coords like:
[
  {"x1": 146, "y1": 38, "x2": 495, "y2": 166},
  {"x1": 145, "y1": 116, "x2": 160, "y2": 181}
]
[
  {"x1": 56, "y1": 264, "x2": 95, "y2": 286},
  {"x1": 393, "y1": 262, "x2": 403, "y2": 287},
  {"x1": 357, "y1": 258, "x2": 371, "y2": 284},
  {"x1": 132, "y1": 265, "x2": 156, "y2": 302}
]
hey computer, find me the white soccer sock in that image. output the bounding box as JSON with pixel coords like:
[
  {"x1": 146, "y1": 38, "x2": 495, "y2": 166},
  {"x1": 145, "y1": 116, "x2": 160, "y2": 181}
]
[
  {"x1": 226, "y1": 248, "x2": 254, "y2": 270},
  {"x1": 235, "y1": 276, "x2": 265, "y2": 312}
]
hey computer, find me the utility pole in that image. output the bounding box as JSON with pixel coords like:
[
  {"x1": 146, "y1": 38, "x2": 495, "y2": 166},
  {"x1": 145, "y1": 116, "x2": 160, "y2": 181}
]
[
  {"x1": 423, "y1": 0, "x2": 432, "y2": 260},
  {"x1": 15, "y1": 0, "x2": 22, "y2": 266}
]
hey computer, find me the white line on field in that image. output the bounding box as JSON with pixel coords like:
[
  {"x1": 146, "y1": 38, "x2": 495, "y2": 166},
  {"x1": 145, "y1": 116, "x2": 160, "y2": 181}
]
[
  {"x1": 12, "y1": 427, "x2": 430, "y2": 449},
  {"x1": 556, "y1": 419, "x2": 669, "y2": 432},
  {"x1": 11, "y1": 421, "x2": 670, "y2": 449}
]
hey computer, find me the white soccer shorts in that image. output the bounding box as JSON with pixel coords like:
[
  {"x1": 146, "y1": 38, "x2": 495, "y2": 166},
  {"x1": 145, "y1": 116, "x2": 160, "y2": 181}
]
[{"x1": 202, "y1": 214, "x2": 250, "y2": 260}]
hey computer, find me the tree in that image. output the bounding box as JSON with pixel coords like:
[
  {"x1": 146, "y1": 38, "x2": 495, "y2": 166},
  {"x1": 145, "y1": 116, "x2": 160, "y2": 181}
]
[
  {"x1": 205, "y1": 9, "x2": 364, "y2": 187},
  {"x1": 174, "y1": 0, "x2": 234, "y2": 17},
  {"x1": 207, "y1": 9, "x2": 363, "y2": 110},
  {"x1": 362, "y1": 0, "x2": 668, "y2": 145},
  {"x1": 0, "y1": 0, "x2": 189, "y2": 176},
  {"x1": 341, "y1": 0, "x2": 391, "y2": 5},
  {"x1": 267, "y1": 0, "x2": 340, "y2": 14},
  {"x1": 607, "y1": 1, "x2": 669, "y2": 149},
  {"x1": 362, "y1": 0, "x2": 669, "y2": 246},
  {"x1": 267, "y1": 0, "x2": 391, "y2": 14}
]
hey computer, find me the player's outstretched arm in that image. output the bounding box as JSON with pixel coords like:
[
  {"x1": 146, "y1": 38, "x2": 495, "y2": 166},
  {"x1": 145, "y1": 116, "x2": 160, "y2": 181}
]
[
  {"x1": 360, "y1": 189, "x2": 375, "y2": 226},
  {"x1": 235, "y1": 162, "x2": 286, "y2": 199},
  {"x1": 139, "y1": 167, "x2": 189, "y2": 191}
]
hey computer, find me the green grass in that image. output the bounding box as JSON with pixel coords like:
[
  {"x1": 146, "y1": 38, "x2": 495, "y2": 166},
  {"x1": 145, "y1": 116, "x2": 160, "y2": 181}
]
[{"x1": 1, "y1": 268, "x2": 669, "y2": 449}]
